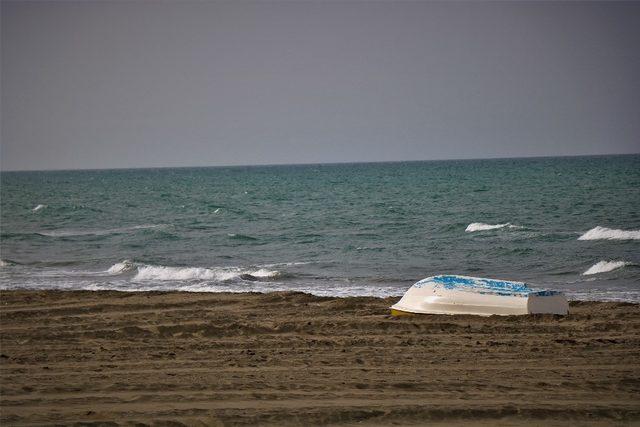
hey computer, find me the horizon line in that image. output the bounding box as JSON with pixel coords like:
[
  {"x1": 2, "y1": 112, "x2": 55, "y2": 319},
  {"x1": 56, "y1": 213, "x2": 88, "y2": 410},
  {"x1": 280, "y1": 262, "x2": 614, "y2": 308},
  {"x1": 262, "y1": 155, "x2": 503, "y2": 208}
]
[{"x1": 1, "y1": 152, "x2": 638, "y2": 173}]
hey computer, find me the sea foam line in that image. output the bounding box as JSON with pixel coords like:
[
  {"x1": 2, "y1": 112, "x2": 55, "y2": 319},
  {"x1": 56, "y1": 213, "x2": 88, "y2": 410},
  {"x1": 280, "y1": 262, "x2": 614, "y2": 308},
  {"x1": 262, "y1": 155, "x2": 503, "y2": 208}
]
[
  {"x1": 583, "y1": 260, "x2": 631, "y2": 276},
  {"x1": 578, "y1": 226, "x2": 640, "y2": 241},
  {"x1": 465, "y1": 222, "x2": 519, "y2": 232}
]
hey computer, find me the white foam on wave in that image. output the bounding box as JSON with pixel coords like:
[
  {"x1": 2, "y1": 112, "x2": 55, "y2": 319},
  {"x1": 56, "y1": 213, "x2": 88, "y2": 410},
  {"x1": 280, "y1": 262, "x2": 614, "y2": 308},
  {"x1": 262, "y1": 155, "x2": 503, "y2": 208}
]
[
  {"x1": 32, "y1": 204, "x2": 47, "y2": 212},
  {"x1": 465, "y1": 222, "x2": 518, "y2": 232},
  {"x1": 251, "y1": 268, "x2": 281, "y2": 278},
  {"x1": 103, "y1": 261, "x2": 283, "y2": 282},
  {"x1": 259, "y1": 261, "x2": 312, "y2": 267},
  {"x1": 106, "y1": 260, "x2": 136, "y2": 274},
  {"x1": 134, "y1": 265, "x2": 237, "y2": 281},
  {"x1": 583, "y1": 260, "x2": 631, "y2": 275},
  {"x1": 578, "y1": 226, "x2": 640, "y2": 241}
]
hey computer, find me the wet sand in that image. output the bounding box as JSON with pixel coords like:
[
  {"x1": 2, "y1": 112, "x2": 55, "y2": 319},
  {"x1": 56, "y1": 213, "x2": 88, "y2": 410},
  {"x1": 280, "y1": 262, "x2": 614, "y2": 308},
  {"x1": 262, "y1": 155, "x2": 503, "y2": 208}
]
[{"x1": 1, "y1": 290, "x2": 639, "y2": 426}]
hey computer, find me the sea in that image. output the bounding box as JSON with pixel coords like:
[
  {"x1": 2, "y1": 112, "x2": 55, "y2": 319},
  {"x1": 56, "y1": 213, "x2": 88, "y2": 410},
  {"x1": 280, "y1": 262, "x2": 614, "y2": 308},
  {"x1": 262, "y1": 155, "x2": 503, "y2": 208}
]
[{"x1": 1, "y1": 155, "x2": 639, "y2": 301}]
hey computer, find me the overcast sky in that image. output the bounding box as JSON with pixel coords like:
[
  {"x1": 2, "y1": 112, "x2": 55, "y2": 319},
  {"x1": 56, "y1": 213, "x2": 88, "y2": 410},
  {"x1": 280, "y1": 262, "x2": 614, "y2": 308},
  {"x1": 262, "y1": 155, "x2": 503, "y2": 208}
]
[{"x1": 2, "y1": 1, "x2": 639, "y2": 171}]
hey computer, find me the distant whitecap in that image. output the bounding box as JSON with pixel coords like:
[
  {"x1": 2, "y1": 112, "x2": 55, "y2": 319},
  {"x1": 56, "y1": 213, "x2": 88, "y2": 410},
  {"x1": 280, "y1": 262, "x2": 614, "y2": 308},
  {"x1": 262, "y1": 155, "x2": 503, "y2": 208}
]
[
  {"x1": 227, "y1": 233, "x2": 258, "y2": 241},
  {"x1": 32, "y1": 204, "x2": 47, "y2": 212},
  {"x1": 465, "y1": 222, "x2": 518, "y2": 232},
  {"x1": 578, "y1": 226, "x2": 640, "y2": 241}
]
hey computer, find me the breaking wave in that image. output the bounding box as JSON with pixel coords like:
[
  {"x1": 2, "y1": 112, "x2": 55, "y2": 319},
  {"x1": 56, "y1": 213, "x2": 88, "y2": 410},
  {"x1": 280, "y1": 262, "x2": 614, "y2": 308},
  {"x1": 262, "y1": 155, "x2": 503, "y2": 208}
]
[
  {"x1": 106, "y1": 260, "x2": 136, "y2": 274},
  {"x1": 105, "y1": 261, "x2": 284, "y2": 282},
  {"x1": 134, "y1": 265, "x2": 235, "y2": 281},
  {"x1": 465, "y1": 222, "x2": 519, "y2": 232},
  {"x1": 583, "y1": 260, "x2": 631, "y2": 276},
  {"x1": 32, "y1": 204, "x2": 47, "y2": 212},
  {"x1": 578, "y1": 226, "x2": 640, "y2": 241}
]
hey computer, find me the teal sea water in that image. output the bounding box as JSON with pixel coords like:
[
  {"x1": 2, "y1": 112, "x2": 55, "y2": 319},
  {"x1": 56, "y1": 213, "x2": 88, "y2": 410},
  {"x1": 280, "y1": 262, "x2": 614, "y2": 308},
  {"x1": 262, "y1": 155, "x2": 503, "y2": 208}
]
[{"x1": 1, "y1": 155, "x2": 639, "y2": 301}]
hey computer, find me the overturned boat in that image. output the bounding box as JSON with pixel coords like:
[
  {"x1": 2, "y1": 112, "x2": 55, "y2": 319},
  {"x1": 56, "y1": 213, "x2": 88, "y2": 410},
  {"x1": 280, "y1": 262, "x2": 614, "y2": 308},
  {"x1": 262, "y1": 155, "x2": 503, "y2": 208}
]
[{"x1": 391, "y1": 275, "x2": 568, "y2": 316}]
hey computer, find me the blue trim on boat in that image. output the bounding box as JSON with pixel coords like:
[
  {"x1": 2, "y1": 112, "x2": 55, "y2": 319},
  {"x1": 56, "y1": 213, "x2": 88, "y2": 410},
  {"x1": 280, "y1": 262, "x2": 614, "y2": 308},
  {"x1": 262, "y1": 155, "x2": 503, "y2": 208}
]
[{"x1": 414, "y1": 275, "x2": 562, "y2": 297}]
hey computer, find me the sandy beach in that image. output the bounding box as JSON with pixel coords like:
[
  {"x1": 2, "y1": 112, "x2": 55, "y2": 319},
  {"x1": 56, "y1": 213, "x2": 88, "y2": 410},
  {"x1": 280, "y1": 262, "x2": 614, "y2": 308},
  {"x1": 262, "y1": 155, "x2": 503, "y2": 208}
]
[{"x1": 0, "y1": 290, "x2": 639, "y2": 426}]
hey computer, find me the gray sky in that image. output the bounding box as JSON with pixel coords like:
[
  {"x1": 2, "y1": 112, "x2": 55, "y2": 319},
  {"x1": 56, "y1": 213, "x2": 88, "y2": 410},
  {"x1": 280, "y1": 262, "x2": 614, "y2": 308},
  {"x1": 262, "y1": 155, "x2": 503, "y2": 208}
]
[{"x1": 2, "y1": 1, "x2": 639, "y2": 171}]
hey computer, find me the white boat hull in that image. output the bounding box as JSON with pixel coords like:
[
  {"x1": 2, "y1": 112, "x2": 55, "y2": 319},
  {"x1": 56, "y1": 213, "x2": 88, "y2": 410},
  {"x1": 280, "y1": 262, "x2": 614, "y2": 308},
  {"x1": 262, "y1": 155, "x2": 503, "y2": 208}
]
[{"x1": 391, "y1": 275, "x2": 568, "y2": 316}]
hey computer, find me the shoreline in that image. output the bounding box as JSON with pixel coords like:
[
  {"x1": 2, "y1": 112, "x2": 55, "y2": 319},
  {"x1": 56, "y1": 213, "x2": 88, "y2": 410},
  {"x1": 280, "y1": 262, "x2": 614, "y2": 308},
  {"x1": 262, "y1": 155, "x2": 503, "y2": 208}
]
[
  {"x1": 1, "y1": 290, "x2": 639, "y2": 425},
  {"x1": 1, "y1": 287, "x2": 637, "y2": 303}
]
